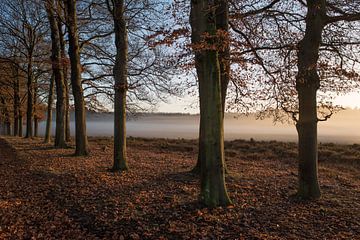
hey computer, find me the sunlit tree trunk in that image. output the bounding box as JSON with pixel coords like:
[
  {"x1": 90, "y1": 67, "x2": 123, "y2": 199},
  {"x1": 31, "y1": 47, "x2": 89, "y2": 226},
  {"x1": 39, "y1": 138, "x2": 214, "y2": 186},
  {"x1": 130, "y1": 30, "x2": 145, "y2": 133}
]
[
  {"x1": 295, "y1": 0, "x2": 326, "y2": 199},
  {"x1": 65, "y1": 0, "x2": 89, "y2": 156},
  {"x1": 192, "y1": 0, "x2": 229, "y2": 174},
  {"x1": 109, "y1": 0, "x2": 128, "y2": 171},
  {"x1": 190, "y1": 0, "x2": 231, "y2": 207}
]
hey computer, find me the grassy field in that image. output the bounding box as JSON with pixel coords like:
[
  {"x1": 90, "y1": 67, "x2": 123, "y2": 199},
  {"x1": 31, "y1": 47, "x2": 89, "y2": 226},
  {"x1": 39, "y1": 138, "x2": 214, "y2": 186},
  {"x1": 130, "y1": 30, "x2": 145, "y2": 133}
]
[{"x1": 0, "y1": 136, "x2": 359, "y2": 239}]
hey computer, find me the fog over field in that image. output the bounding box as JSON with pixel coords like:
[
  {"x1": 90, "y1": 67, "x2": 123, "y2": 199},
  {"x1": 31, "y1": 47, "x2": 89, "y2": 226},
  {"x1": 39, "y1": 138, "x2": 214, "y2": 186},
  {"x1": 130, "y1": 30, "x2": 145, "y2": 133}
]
[{"x1": 38, "y1": 109, "x2": 360, "y2": 144}]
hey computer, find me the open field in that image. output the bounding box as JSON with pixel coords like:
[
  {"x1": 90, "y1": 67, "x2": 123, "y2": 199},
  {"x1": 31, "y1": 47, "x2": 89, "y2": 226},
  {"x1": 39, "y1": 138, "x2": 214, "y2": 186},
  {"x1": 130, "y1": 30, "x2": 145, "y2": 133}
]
[
  {"x1": 0, "y1": 136, "x2": 359, "y2": 239},
  {"x1": 35, "y1": 109, "x2": 360, "y2": 143}
]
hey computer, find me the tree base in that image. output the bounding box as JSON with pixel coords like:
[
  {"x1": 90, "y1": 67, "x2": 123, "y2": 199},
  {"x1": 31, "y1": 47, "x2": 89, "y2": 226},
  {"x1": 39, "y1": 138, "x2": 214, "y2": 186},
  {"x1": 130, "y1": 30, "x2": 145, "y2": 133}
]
[
  {"x1": 109, "y1": 165, "x2": 128, "y2": 172},
  {"x1": 291, "y1": 188, "x2": 321, "y2": 201},
  {"x1": 190, "y1": 165, "x2": 200, "y2": 174}
]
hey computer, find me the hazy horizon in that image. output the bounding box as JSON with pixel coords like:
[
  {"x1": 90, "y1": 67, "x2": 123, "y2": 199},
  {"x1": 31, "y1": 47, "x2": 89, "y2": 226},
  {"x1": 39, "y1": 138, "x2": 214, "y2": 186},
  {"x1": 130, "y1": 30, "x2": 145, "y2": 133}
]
[{"x1": 36, "y1": 108, "x2": 360, "y2": 144}]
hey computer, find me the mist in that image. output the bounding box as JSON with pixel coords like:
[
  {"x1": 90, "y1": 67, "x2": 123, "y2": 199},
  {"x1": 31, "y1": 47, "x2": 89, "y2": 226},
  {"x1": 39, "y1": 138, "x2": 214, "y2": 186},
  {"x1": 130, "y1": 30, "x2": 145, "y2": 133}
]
[{"x1": 34, "y1": 109, "x2": 360, "y2": 144}]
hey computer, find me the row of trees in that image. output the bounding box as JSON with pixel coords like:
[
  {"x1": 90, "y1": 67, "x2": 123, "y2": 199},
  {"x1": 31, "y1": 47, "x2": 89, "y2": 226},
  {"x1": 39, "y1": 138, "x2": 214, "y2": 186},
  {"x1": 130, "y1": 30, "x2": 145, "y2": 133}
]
[{"x1": 0, "y1": 0, "x2": 360, "y2": 207}]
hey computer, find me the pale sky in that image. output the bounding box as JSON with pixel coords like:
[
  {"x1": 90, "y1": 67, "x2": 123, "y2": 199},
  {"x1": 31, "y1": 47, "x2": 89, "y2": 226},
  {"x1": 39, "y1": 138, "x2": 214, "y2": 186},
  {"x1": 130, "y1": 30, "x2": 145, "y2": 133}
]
[{"x1": 157, "y1": 91, "x2": 360, "y2": 114}]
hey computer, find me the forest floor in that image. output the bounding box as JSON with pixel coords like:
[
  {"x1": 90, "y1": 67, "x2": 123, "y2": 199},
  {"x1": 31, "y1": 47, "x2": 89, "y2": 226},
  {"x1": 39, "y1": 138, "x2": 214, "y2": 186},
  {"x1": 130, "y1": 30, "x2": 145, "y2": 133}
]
[{"x1": 0, "y1": 136, "x2": 359, "y2": 239}]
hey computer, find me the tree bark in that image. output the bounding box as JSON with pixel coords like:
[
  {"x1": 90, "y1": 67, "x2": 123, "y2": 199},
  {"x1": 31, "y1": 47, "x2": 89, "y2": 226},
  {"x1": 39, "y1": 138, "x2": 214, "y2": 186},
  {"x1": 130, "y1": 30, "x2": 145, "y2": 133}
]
[
  {"x1": 13, "y1": 72, "x2": 20, "y2": 136},
  {"x1": 192, "y1": 0, "x2": 230, "y2": 174},
  {"x1": 295, "y1": 0, "x2": 326, "y2": 200},
  {"x1": 190, "y1": 0, "x2": 231, "y2": 207},
  {"x1": 111, "y1": 0, "x2": 128, "y2": 171},
  {"x1": 33, "y1": 75, "x2": 38, "y2": 138},
  {"x1": 5, "y1": 120, "x2": 11, "y2": 136},
  {"x1": 18, "y1": 113, "x2": 23, "y2": 137},
  {"x1": 44, "y1": 74, "x2": 55, "y2": 143},
  {"x1": 58, "y1": 11, "x2": 71, "y2": 142},
  {"x1": 46, "y1": 0, "x2": 67, "y2": 148},
  {"x1": 64, "y1": 0, "x2": 89, "y2": 156},
  {"x1": 0, "y1": 98, "x2": 11, "y2": 136},
  {"x1": 25, "y1": 54, "x2": 33, "y2": 138}
]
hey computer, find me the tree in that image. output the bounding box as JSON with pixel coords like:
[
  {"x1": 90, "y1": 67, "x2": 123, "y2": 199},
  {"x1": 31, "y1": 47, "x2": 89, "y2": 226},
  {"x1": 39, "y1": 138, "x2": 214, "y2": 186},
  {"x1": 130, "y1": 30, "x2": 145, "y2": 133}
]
[
  {"x1": 295, "y1": 0, "x2": 360, "y2": 199},
  {"x1": 191, "y1": 0, "x2": 230, "y2": 174},
  {"x1": 190, "y1": 0, "x2": 231, "y2": 207},
  {"x1": 229, "y1": 0, "x2": 360, "y2": 199},
  {"x1": 45, "y1": 0, "x2": 67, "y2": 148},
  {"x1": 44, "y1": 74, "x2": 55, "y2": 143},
  {"x1": 106, "y1": 0, "x2": 129, "y2": 171},
  {"x1": 64, "y1": 0, "x2": 89, "y2": 156},
  {"x1": 0, "y1": 0, "x2": 48, "y2": 138}
]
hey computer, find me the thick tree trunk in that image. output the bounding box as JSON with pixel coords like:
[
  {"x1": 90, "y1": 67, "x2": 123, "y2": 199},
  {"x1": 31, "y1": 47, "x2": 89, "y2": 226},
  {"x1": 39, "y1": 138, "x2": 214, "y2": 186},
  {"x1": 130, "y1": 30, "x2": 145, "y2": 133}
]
[
  {"x1": 46, "y1": 0, "x2": 67, "y2": 148},
  {"x1": 111, "y1": 0, "x2": 128, "y2": 171},
  {"x1": 192, "y1": 0, "x2": 229, "y2": 174},
  {"x1": 190, "y1": 0, "x2": 231, "y2": 207},
  {"x1": 25, "y1": 56, "x2": 33, "y2": 138},
  {"x1": 65, "y1": 0, "x2": 89, "y2": 156},
  {"x1": 295, "y1": 0, "x2": 326, "y2": 200},
  {"x1": 44, "y1": 74, "x2": 55, "y2": 143}
]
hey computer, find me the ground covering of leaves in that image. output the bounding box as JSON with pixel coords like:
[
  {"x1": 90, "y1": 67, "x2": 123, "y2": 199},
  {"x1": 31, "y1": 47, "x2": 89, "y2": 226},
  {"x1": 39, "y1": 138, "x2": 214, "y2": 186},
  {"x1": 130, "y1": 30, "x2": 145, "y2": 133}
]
[{"x1": 0, "y1": 136, "x2": 359, "y2": 239}]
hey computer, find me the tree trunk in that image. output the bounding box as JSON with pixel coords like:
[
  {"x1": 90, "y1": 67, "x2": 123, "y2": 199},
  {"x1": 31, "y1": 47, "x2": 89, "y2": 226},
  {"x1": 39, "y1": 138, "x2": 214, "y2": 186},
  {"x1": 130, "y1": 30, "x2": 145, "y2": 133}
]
[
  {"x1": 65, "y1": 0, "x2": 89, "y2": 156},
  {"x1": 295, "y1": 0, "x2": 326, "y2": 200},
  {"x1": 25, "y1": 55, "x2": 33, "y2": 138},
  {"x1": 18, "y1": 113, "x2": 23, "y2": 137},
  {"x1": 13, "y1": 74, "x2": 20, "y2": 136},
  {"x1": 34, "y1": 117, "x2": 38, "y2": 137},
  {"x1": 5, "y1": 120, "x2": 11, "y2": 136},
  {"x1": 58, "y1": 11, "x2": 71, "y2": 142},
  {"x1": 111, "y1": 0, "x2": 128, "y2": 171},
  {"x1": 190, "y1": 0, "x2": 231, "y2": 207},
  {"x1": 46, "y1": 0, "x2": 67, "y2": 148},
  {"x1": 192, "y1": 0, "x2": 229, "y2": 174},
  {"x1": 33, "y1": 76, "x2": 38, "y2": 138},
  {"x1": 64, "y1": 75, "x2": 71, "y2": 142},
  {"x1": 1, "y1": 98, "x2": 11, "y2": 136},
  {"x1": 44, "y1": 74, "x2": 55, "y2": 143}
]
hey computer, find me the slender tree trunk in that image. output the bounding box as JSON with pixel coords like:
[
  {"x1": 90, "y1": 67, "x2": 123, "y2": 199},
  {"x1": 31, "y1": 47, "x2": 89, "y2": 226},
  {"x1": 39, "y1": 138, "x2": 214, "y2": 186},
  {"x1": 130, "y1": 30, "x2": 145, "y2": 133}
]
[
  {"x1": 1, "y1": 98, "x2": 11, "y2": 136},
  {"x1": 216, "y1": 0, "x2": 230, "y2": 113},
  {"x1": 33, "y1": 77, "x2": 38, "y2": 138},
  {"x1": 190, "y1": 0, "x2": 231, "y2": 207},
  {"x1": 46, "y1": 0, "x2": 67, "y2": 148},
  {"x1": 34, "y1": 118, "x2": 38, "y2": 137},
  {"x1": 6, "y1": 120, "x2": 11, "y2": 136},
  {"x1": 295, "y1": 0, "x2": 326, "y2": 200},
  {"x1": 25, "y1": 55, "x2": 33, "y2": 138},
  {"x1": 65, "y1": 0, "x2": 89, "y2": 156},
  {"x1": 192, "y1": 0, "x2": 230, "y2": 174},
  {"x1": 13, "y1": 75, "x2": 20, "y2": 136},
  {"x1": 58, "y1": 12, "x2": 71, "y2": 142},
  {"x1": 111, "y1": 0, "x2": 128, "y2": 171},
  {"x1": 18, "y1": 113, "x2": 23, "y2": 137},
  {"x1": 64, "y1": 74, "x2": 71, "y2": 142},
  {"x1": 44, "y1": 74, "x2": 55, "y2": 143}
]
